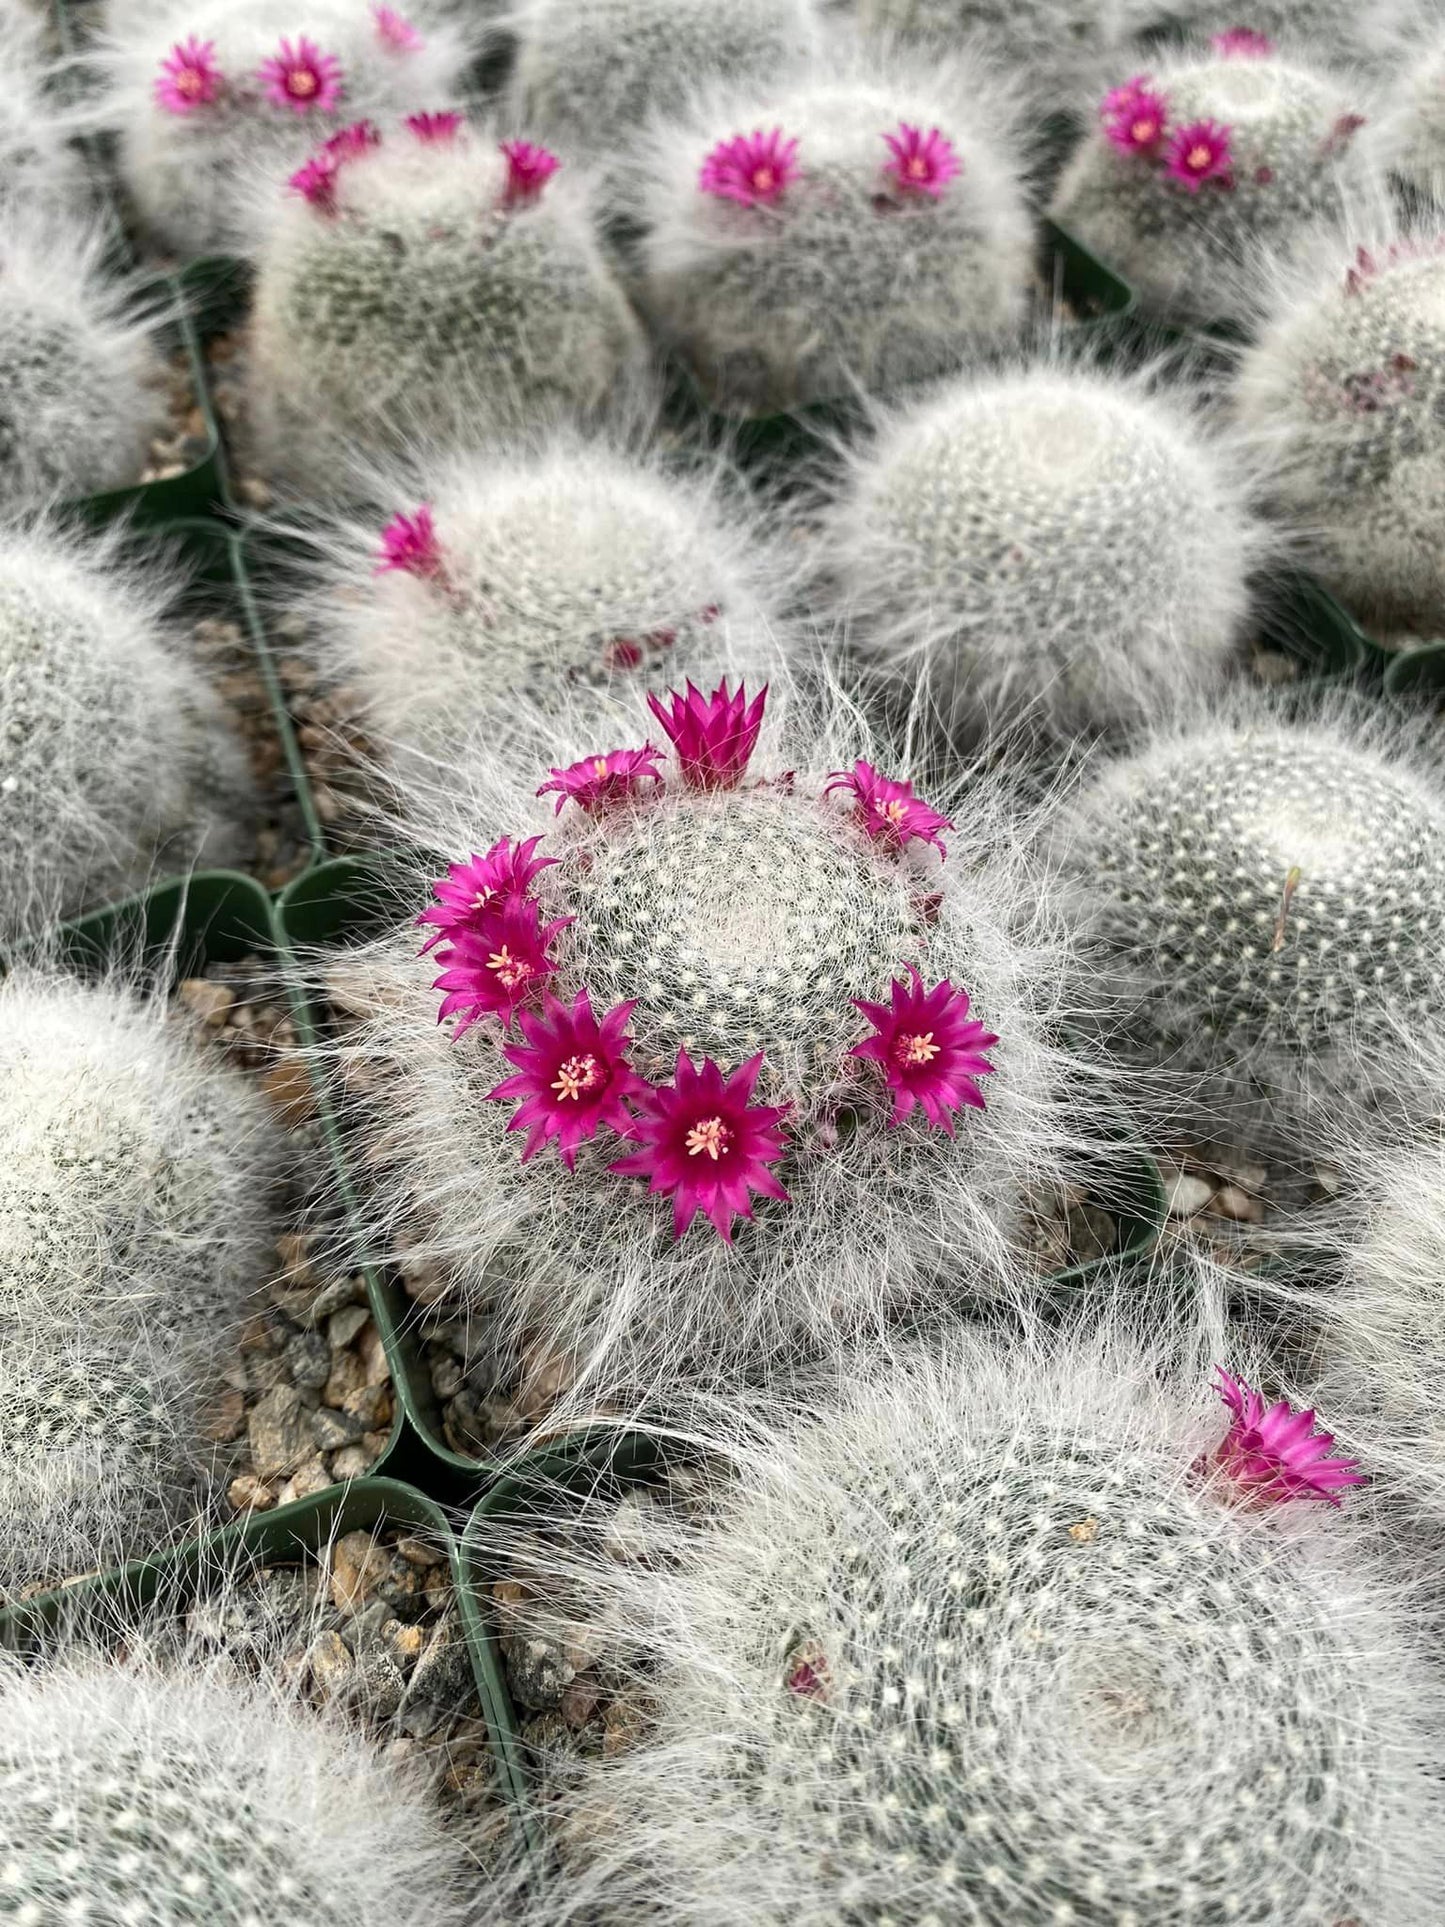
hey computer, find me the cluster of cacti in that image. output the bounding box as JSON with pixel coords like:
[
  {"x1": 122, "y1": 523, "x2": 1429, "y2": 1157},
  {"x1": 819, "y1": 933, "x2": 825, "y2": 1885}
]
[
  {"x1": 821, "y1": 361, "x2": 1264, "y2": 747},
  {"x1": 0, "y1": 206, "x2": 166, "y2": 512},
  {"x1": 632, "y1": 45, "x2": 1032, "y2": 416},
  {"x1": 0, "y1": 0, "x2": 91, "y2": 220},
  {"x1": 248, "y1": 113, "x2": 644, "y2": 497},
  {"x1": 1051, "y1": 36, "x2": 1380, "y2": 326},
  {"x1": 330, "y1": 670, "x2": 1083, "y2": 1408},
  {"x1": 304, "y1": 432, "x2": 791, "y2": 777},
  {"x1": 105, "y1": 0, "x2": 475, "y2": 254},
  {"x1": 499, "y1": 1326, "x2": 1443, "y2": 1923},
  {"x1": 1235, "y1": 232, "x2": 1445, "y2": 641},
  {"x1": 0, "y1": 1651, "x2": 472, "y2": 1923},
  {"x1": 0, "y1": 970, "x2": 282, "y2": 1596},
  {"x1": 1053, "y1": 698, "x2": 1445, "y2": 1152},
  {"x1": 0, "y1": 523, "x2": 252, "y2": 938}
]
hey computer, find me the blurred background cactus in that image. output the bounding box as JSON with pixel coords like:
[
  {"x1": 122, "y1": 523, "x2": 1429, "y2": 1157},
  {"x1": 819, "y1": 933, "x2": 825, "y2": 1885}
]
[{"x1": 0, "y1": 0, "x2": 92, "y2": 220}]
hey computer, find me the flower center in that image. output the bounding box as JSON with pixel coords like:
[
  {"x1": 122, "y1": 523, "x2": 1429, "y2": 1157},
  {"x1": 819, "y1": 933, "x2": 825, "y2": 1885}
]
[
  {"x1": 895, "y1": 1031, "x2": 939, "y2": 1067},
  {"x1": 752, "y1": 166, "x2": 776, "y2": 192},
  {"x1": 487, "y1": 945, "x2": 531, "y2": 990},
  {"x1": 552, "y1": 1054, "x2": 604, "y2": 1101},
  {"x1": 882, "y1": 798, "x2": 910, "y2": 824},
  {"x1": 906, "y1": 155, "x2": 928, "y2": 177},
  {"x1": 177, "y1": 68, "x2": 204, "y2": 95},
  {"x1": 685, "y1": 1116, "x2": 731, "y2": 1161},
  {"x1": 592, "y1": 756, "x2": 612, "y2": 778},
  {"x1": 1186, "y1": 143, "x2": 1211, "y2": 170},
  {"x1": 288, "y1": 66, "x2": 318, "y2": 95},
  {"x1": 1131, "y1": 114, "x2": 1157, "y2": 141}
]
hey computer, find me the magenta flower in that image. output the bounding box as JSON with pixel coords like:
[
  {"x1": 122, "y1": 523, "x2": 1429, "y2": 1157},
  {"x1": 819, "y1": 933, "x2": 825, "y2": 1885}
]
[
  {"x1": 1211, "y1": 27, "x2": 1274, "y2": 56},
  {"x1": 486, "y1": 988, "x2": 647, "y2": 1168},
  {"x1": 375, "y1": 504, "x2": 443, "y2": 579},
  {"x1": 824, "y1": 761, "x2": 954, "y2": 857},
  {"x1": 1164, "y1": 119, "x2": 1233, "y2": 191},
  {"x1": 881, "y1": 124, "x2": 961, "y2": 198},
  {"x1": 432, "y1": 896, "x2": 571, "y2": 1035},
  {"x1": 501, "y1": 139, "x2": 560, "y2": 205},
  {"x1": 850, "y1": 966, "x2": 997, "y2": 1132},
  {"x1": 1212, "y1": 1370, "x2": 1367, "y2": 1506},
  {"x1": 537, "y1": 747, "x2": 665, "y2": 815},
  {"x1": 373, "y1": 3, "x2": 423, "y2": 50},
  {"x1": 259, "y1": 36, "x2": 343, "y2": 114},
  {"x1": 610, "y1": 1049, "x2": 791, "y2": 1243},
  {"x1": 324, "y1": 119, "x2": 380, "y2": 160},
  {"x1": 154, "y1": 36, "x2": 223, "y2": 114},
  {"x1": 1103, "y1": 84, "x2": 1169, "y2": 155},
  {"x1": 288, "y1": 151, "x2": 341, "y2": 211},
  {"x1": 407, "y1": 110, "x2": 463, "y2": 143},
  {"x1": 699, "y1": 128, "x2": 800, "y2": 207},
  {"x1": 416, "y1": 837, "x2": 557, "y2": 955},
  {"x1": 645, "y1": 680, "x2": 766, "y2": 791},
  {"x1": 1100, "y1": 74, "x2": 1152, "y2": 120}
]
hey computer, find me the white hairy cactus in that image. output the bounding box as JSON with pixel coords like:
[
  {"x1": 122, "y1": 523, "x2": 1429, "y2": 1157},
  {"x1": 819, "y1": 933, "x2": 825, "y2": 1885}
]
[
  {"x1": 0, "y1": 522, "x2": 251, "y2": 938},
  {"x1": 1051, "y1": 38, "x2": 1380, "y2": 327},
  {"x1": 1137, "y1": 2, "x2": 1416, "y2": 79},
  {"x1": 631, "y1": 45, "x2": 1032, "y2": 417},
  {"x1": 1373, "y1": 27, "x2": 1445, "y2": 202},
  {"x1": 499, "y1": 1324, "x2": 1444, "y2": 1926},
  {"x1": 301, "y1": 431, "x2": 791, "y2": 778},
  {"x1": 822, "y1": 361, "x2": 1264, "y2": 748},
  {"x1": 0, "y1": 1652, "x2": 472, "y2": 1925},
  {"x1": 856, "y1": 0, "x2": 1134, "y2": 113},
  {"x1": 328, "y1": 670, "x2": 1087, "y2": 1414},
  {"x1": 0, "y1": 0, "x2": 90, "y2": 221},
  {"x1": 504, "y1": 0, "x2": 819, "y2": 167},
  {"x1": 0, "y1": 207, "x2": 166, "y2": 513},
  {"x1": 0, "y1": 970, "x2": 282, "y2": 1596},
  {"x1": 248, "y1": 116, "x2": 646, "y2": 499},
  {"x1": 1054, "y1": 698, "x2": 1445, "y2": 1153},
  {"x1": 1234, "y1": 229, "x2": 1445, "y2": 641},
  {"x1": 105, "y1": 0, "x2": 474, "y2": 256}
]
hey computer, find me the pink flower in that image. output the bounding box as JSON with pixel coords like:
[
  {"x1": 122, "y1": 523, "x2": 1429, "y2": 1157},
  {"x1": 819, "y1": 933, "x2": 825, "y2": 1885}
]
[
  {"x1": 154, "y1": 36, "x2": 223, "y2": 114},
  {"x1": 610, "y1": 1049, "x2": 791, "y2": 1243},
  {"x1": 881, "y1": 123, "x2": 961, "y2": 198},
  {"x1": 1212, "y1": 1369, "x2": 1367, "y2": 1506},
  {"x1": 288, "y1": 151, "x2": 341, "y2": 210},
  {"x1": 373, "y1": 3, "x2": 423, "y2": 50},
  {"x1": 1100, "y1": 74, "x2": 1152, "y2": 118},
  {"x1": 501, "y1": 139, "x2": 560, "y2": 205},
  {"x1": 1211, "y1": 27, "x2": 1274, "y2": 56},
  {"x1": 646, "y1": 680, "x2": 766, "y2": 791},
  {"x1": 486, "y1": 988, "x2": 648, "y2": 1168},
  {"x1": 416, "y1": 837, "x2": 557, "y2": 955},
  {"x1": 432, "y1": 895, "x2": 571, "y2": 1035},
  {"x1": 1164, "y1": 118, "x2": 1233, "y2": 192},
  {"x1": 1103, "y1": 85, "x2": 1169, "y2": 155},
  {"x1": 850, "y1": 966, "x2": 997, "y2": 1132},
  {"x1": 824, "y1": 761, "x2": 954, "y2": 857},
  {"x1": 375, "y1": 504, "x2": 443, "y2": 579},
  {"x1": 407, "y1": 110, "x2": 463, "y2": 142},
  {"x1": 537, "y1": 747, "x2": 664, "y2": 815},
  {"x1": 324, "y1": 119, "x2": 380, "y2": 160},
  {"x1": 699, "y1": 128, "x2": 800, "y2": 207},
  {"x1": 259, "y1": 36, "x2": 343, "y2": 115}
]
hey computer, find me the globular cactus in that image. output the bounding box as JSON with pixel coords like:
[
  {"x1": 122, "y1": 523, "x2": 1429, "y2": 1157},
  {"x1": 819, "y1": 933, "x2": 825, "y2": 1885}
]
[
  {"x1": 503, "y1": 0, "x2": 819, "y2": 169},
  {"x1": 249, "y1": 116, "x2": 646, "y2": 498},
  {"x1": 499, "y1": 1326, "x2": 1443, "y2": 1926},
  {"x1": 1053, "y1": 699, "x2": 1445, "y2": 1154},
  {"x1": 631, "y1": 45, "x2": 1032, "y2": 417},
  {"x1": 329, "y1": 671, "x2": 1082, "y2": 1413},
  {"x1": 0, "y1": 522, "x2": 251, "y2": 938},
  {"x1": 1234, "y1": 231, "x2": 1445, "y2": 641},
  {"x1": 0, "y1": 0, "x2": 91, "y2": 221},
  {"x1": 0, "y1": 1652, "x2": 472, "y2": 1924},
  {"x1": 856, "y1": 0, "x2": 1134, "y2": 116},
  {"x1": 302, "y1": 431, "x2": 791, "y2": 780},
  {"x1": 105, "y1": 0, "x2": 474, "y2": 255},
  {"x1": 821, "y1": 361, "x2": 1264, "y2": 749},
  {"x1": 1051, "y1": 35, "x2": 1380, "y2": 327},
  {"x1": 0, "y1": 970, "x2": 283, "y2": 1595},
  {"x1": 0, "y1": 207, "x2": 166, "y2": 513},
  {"x1": 1136, "y1": 2, "x2": 1416, "y2": 80},
  {"x1": 1373, "y1": 28, "x2": 1445, "y2": 202}
]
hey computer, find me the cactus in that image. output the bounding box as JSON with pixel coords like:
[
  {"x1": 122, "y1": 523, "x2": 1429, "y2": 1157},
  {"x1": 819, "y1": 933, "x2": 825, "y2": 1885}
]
[
  {"x1": 0, "y1": 522, "x2": 251, "y2": 938},
  {"x1": 822, "y1": 362, "x2": 1263, "y2": 749},
  {"x1": 328, "y1": 672, "x2": 1082, "y2": 1413},
  {"x1": 1234, "y1": 231, "x2": 1445, "y2": 641},
  {"x1": 1054, "y1": 700, "x2": 1445, "y2": 1152},
  {"x1": 631, "y1": 45, "x2": 1032, "y2": 417},
  {"x1": 303, "y1": 431, "x2": 792, "y2": 779},
  {"x1": 856, "y1": 0, "x2": 1134, "y2": 114},
  {"x1": 1135, "y1": 2, "x2": 1415, "y2": 80},
  {"x1": 498, "y1": 1326, "x2": 1443, "y2": 1925},
  {"x1": 504, "y1": 0, "x2": 818, "y2": 168},
  {"x1": 1374, "y1": 28, "x2": 1445, "y2": 203},
  {"x1": 0, "y1": 0, "x2": 91, "y2": 221},
  {"x1": 0, "y1": 969, "x2": 283, "y2": 1595},
  {"x1": 248, "y1": 116, "x2": 646, "y2": 499},
  {"x1": 105, "y1": 0, "x2": 475, "y2": 256},
  {"x1": 1051, "y1": 39, "x2": 1380, "y2": 327},
  {"x1": 0, "y1": 1651, "x2": 472, "y2": 1923},
  {"x1": 0, "y1": 207, "x2": 166, "y2": 513}
]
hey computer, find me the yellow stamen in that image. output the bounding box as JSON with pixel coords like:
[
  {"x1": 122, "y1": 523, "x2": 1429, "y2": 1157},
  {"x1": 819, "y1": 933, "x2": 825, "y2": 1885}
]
[{"x1": 685, "y1": 1116, "x2": 731, "y2": 1161}]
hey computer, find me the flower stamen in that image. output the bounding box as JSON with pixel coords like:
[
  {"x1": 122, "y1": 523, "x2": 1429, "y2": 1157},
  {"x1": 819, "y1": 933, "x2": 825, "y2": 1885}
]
[
  {"x1": 685, "y1": 1116, "x2": 732, "y2": 1161},
  {"x1": 552, "y1": 1054, "x2": 604, "y2": 1101}
]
